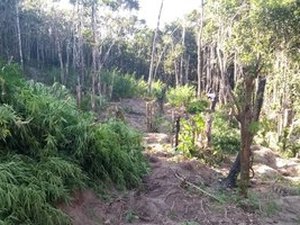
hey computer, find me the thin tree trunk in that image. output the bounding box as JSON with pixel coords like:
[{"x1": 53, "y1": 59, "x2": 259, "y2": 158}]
[
  {"x1": 15, "y1": 0, "x2": 23, "y2": 70},
  {"x1": 216, "y1": 45, "x2": 227, "y2": 104},
  {"x1": 154, "y1": 25, "x2": 179, "y2": 80},
  {"x1": 65, "y1": 39, "x2": 70, "y2": 83},
  {"x1": 179, "y1": 25, "x2": 186, "y2": 85},
  {"x1": 174, "y1": 60, "x2": 179, "y2": 87},
  {"x1": 57, "y1": 40, "x2": 64, "y2": 84},
  {"x1": 91, "y1": 1, "x2": 97, "y2": 111},
  {"x1": 184, "y1": 55, "x2": 190, "y2": 84},
  {"x1": 206, "y1": 45, "x2": 212, "y2": 92},
  {"x1": 75, "y1": 0, "x2": 83, "y2": 107},
  {"x1": 148, "y1": 0, "x2": 164, "y2": 93},
  {"x1": 197, "y1": 0, "x2": 204, "y2": 97},
  {"x1": 205, "y1": 93, "x2": 217, "y2": 147},
  {"x1": 36, "y1": 40, "x2": 40, "y2": 68},
  {"x1": 153, "y1": 45, "x2": 167, "y2": 80}
]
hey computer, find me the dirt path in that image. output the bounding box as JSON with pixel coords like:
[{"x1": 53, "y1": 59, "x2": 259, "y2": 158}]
[
  {"x1": 62, "y1": 135, "x2": 261, "y2": 225},
  {"x1": 62, "y1": 98, "x2": 300, "y2": 225}
]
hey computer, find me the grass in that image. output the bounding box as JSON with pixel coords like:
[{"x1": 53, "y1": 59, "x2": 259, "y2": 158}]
[
  {"x1": 214, "y1": 189, "x2": 280, "y2": 216},
  {"x1": 0, "y1": 63, "x2": 149, "y2": 224}
]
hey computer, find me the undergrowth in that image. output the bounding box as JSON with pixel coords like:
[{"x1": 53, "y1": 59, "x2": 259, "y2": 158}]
[
  {"x1": 0, "y1": 63, "x2": 148, "y2": 224},
  {"x1": 166, "y1": 85, "x2": 195, "y2": 107},
  {"x1": 212, "y1": 112, "x2": 240, "y2": 155},
  {"x1": 101, "y1": 70, "x2": 164, "y2": 100}
]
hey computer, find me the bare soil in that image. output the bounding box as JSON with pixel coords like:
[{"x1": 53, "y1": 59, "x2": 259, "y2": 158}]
[{"x1": 61, "y1": 98, "x2": 300, "y2": 225}]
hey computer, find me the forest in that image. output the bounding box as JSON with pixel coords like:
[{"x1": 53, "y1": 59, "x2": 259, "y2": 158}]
[{"x1": 0, "y1": 0, "x2": 300, "y2": 224}]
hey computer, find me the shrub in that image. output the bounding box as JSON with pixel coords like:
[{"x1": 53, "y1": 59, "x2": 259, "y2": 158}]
[
  {"x1": 0, "y1": 63, "x2": 148, "y2": 224},
  {"x1": 178, "y1": 114, "x2": 205, "y2": 157},
  {"x1": 112, "y1": 73, "x2": 137, "y2": 99},
  {"x1": 0, "y1": 154, "x2": 85, "y2": 225},
  {"x1": 186, "y1": 98, "x2": 209, "y2": 114},
  {"x1": 166, "y1": 85, "x2": 195, "y2": 107},
  {"x1": 212, "y1": 112, "x2": 240, "y2": 154},
  {"x1": 80, "y1": 120, "x2": 149, "y2": 188}
]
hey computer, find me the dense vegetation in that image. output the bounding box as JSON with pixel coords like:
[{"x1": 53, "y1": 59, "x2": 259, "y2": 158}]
[
  {"x1": 0, "y1": 63, "x2": 148, "y2": 225},
  {"x1": 1, "y1": 0, "x2": 300, "y2": 199}
]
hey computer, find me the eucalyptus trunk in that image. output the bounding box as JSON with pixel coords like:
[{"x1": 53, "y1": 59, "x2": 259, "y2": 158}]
[
  {"x1": 239, "y1": 76, "x2": 255, "y2": 197},
  {"x1": 15, "y1": 0, "x2": 23, "y2": 70},
  {"x1": 148, "y1": 0, "x2": 164, "y2": 93},
  {"x1": 91, "y1": 1, "x2": 97, "y2": 111},
  {"x1": 179, "y1": 25, "x2": 186, "y2": 85},
  {"x1": 57, "y1": 40, "x2": 64, "y2": 84},
  {"x1": 197, "y1": 0, "x2": 204, "y2": 97}
]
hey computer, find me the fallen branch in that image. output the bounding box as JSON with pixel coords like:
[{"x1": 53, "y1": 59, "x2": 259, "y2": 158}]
[{"x1": 173, "y1": 170, "x2": 225, "y2": 203}]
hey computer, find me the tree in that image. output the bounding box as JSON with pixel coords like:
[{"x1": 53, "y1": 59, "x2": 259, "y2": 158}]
[
  {"x1": 196, "y1": 0, "x2": 204, "y2": 97},
  {"x1": 148, "y1": 0, "x2": 164, "y2": 93},
  {"x1": 218, "y1": 0, "x2": 300, "y2": 196}
]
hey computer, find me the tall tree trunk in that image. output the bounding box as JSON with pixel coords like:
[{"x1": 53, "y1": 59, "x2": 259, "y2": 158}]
[
  {"x1": 154, "y1": 44, "x2": 168, "y2": 80},
  {"x1": 184, "y1": 55, "x2": 190, "y2": 84},
  {"x1": 36, "y1": 40, "x2": 40, "y2": 68},
  {"x1": 15, "y1": 0, "x2": 23, "y2": 70},
  {"x1": 205, "y1": 93, "x2": 217, "y2": 147},
  {"x1": 197, "y1": 0, "x2": 204, "y2": 97},
  {"x1": 174, "y1": 60, "x2": 179, "y2": 87},
  {"x1": 154, "y1": 25, "x2": 179, "y2": 80},
  {"x1": 91, "y1": 1, "x2": 97, "y2": 111},
  {"x1": 239, "y1": 86, "x2": 254, "y2": 197},
  {"x1": 148, "y1": 0, "x2": 164, "y2": 93},
  {"x1": 57, "y1": 40, "x2": 64, "y2": 84},
  {"x1": 65, "y1": 39, "x2": 70, "y2": 83},
  {"x1": 179, "y1": 25, "x2": 186, "y2": 85},
  {"x1": 75, "y1": 0, "x2": 84, "y2": 107},
  {"x1": 206, "y1": 45, "x2": 212, "y2": 92},
  {"x1": 222, "y1": 74, "x2": 266, "y2": 197},
  {"x1": 216, "y1": 44, "x2": 227, "y2": 104}
]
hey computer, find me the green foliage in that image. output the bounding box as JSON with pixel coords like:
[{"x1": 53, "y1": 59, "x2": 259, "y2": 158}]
[
  {"x1": 80, "y1": 94, "x2": 108, "y2": 112},
  {"x1": 178, "y1": 114, "x2": 205, "y2": 157},
  {"x1": 112, "y1": 73, "x2": 138, "y2": 99},
  {"x1": 255, "y1": 117, "x2": 277, "y2": 147},
  {"x1": 135, "y1": 78, "x2": 165, "y2": 100},
  {"x1": 81, "y1": 120, "x2": 148, "y2": 188},
  {"x1": 0, "y1": 155, "x2": 84, "y2": 225},
  {"x1": 150, "y1": 80, "x2": 166, "y2": 100},
  {"x1": 186, "y1": 98, "x2": 209, "y2": 114},
  {"x1": 166, "y1": 85, "x2": 195, "y2": 107},
  {"x1": 102, "y1": 70, "x2": 165, "y2": 100},
  {"x1": 212, "y1": 112, "x2": 240, "y2": 155},
  {"x1": 0, "y1": 63, "x2": 148, "y2": 224}
]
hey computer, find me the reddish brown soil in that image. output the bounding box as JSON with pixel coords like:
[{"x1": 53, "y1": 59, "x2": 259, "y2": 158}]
[
  {"x1": 62, "y1": 149, "x2": 261, "y2": 225},
  {"x1": 61, "y1": 98, "x2": 300, "y2": 225}
]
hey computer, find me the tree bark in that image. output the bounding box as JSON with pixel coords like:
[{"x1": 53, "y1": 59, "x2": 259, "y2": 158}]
[
  {"x1": 184, "y1": 55, "x2": 190, "y2": 84},
  {"x1": 197, "y1": 0, "x2": 204, "y2": 97},
  {"x1": 222, "y1": 73, "x2": 266, "y2": 197},
  {"x1": 57, "y1": 40, "x2": 64, "y2": 84},
  {"x1": 179, "y1": 25, "x2": 186, "y2": 85},
  {"x1": 65, "y1": 39, "x2": 70, "y2": 83},
  {"x1": 91, "y1": 1, "x2": 97, "y2": 111},
  {"x1": 148, "y1": 0, "x2": 164, "y2": 94},
  {"x1": 15, "y1": 0, "x2": 23, "y2": 70},
  {"x1": 205, "y1": 93, "x2": 217, "y2": 147}
]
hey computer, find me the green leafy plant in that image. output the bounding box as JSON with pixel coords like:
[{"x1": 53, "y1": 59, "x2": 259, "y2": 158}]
[
  {"x1": 178, "y1": 114, "x2": 205, "y2": 157},
  {"x1": 0, "y1": 63, "x2": 149, "y2": 224},
  {"x1": 187, "y1": 98, "x2": 209, "y2": 114},
  {"x1": 166, "y1": 85, "x2": 195, "y2": 107},
  {"x1": 212, "y1": 112, "x2": 240, "y2": 155}
]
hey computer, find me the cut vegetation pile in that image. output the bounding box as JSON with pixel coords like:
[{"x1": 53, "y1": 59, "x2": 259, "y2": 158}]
[{"x1": 0, "y1": 63, "x2": 148, "y2": 225}]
